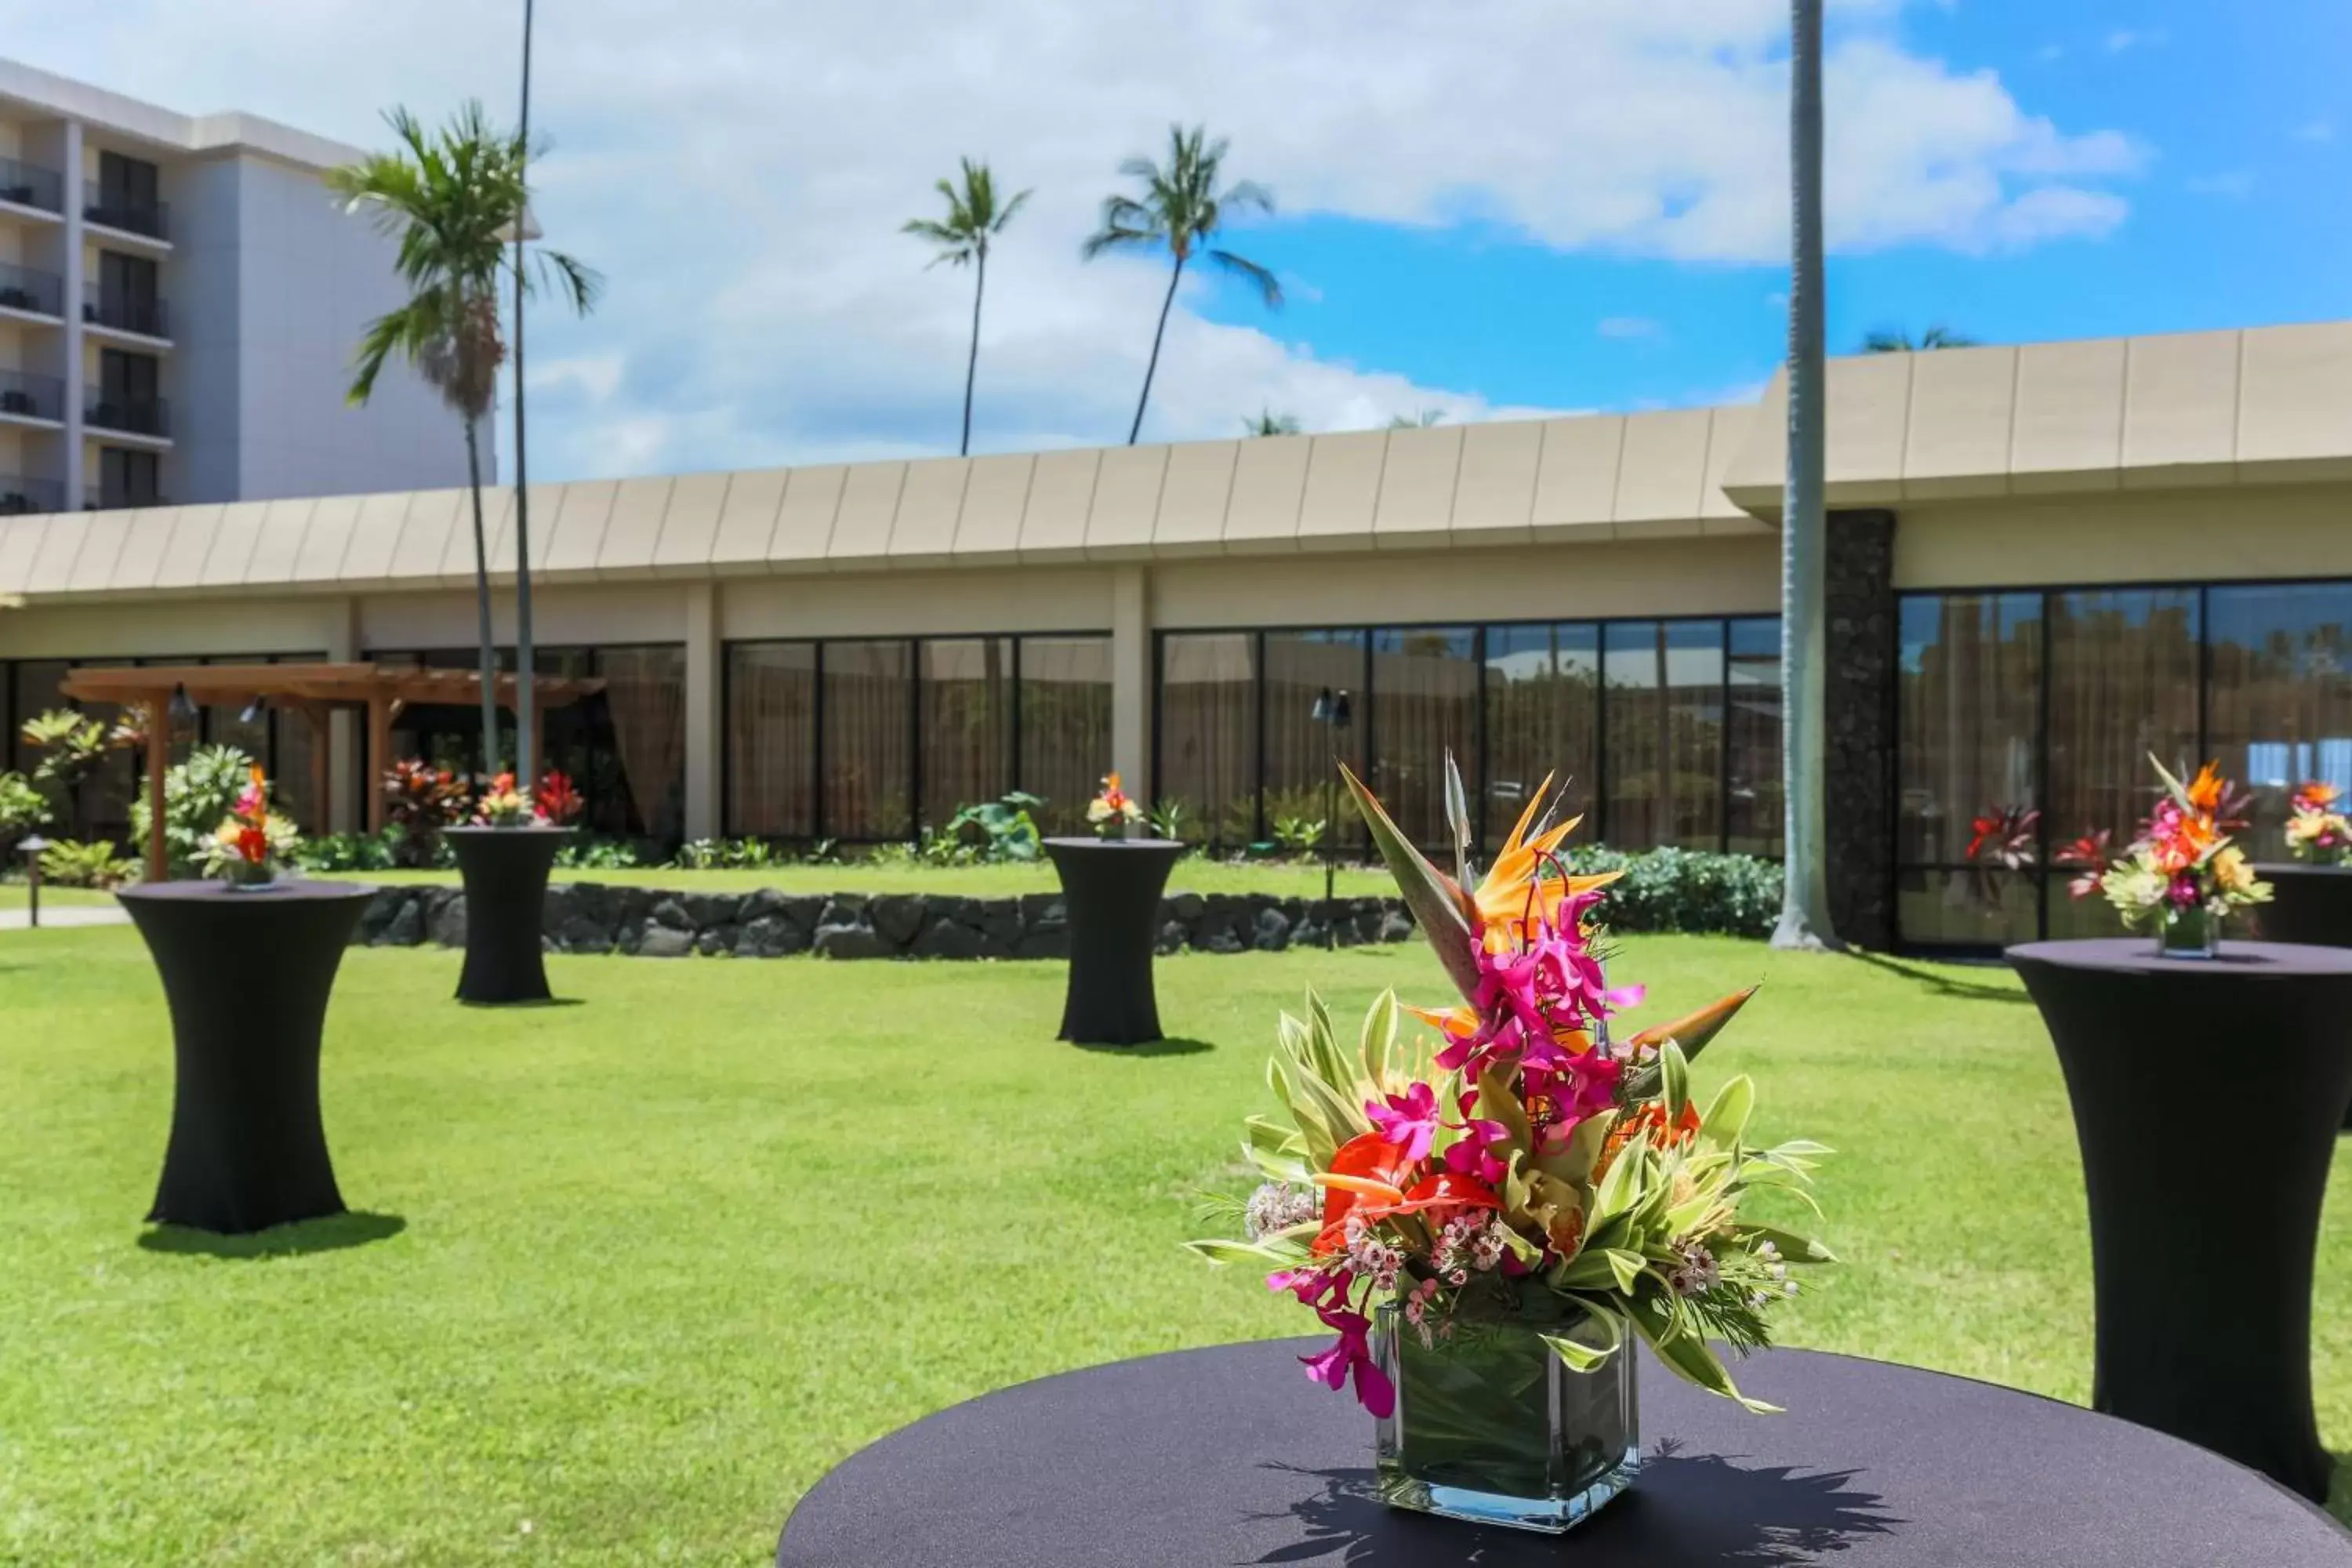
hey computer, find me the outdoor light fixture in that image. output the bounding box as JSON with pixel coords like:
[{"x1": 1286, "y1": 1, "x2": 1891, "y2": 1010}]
[
  {"x1": 16, "y1": 833, "x2": 47, "y2": 929},
  {"x1": 239, "y1": 697, "x2": 266, "y2": 725},
  {"x1": 167, "y1": 683, "x2": 198, "y2": 726},
  {"x1": 1310, "y1": 688, "x2": 1354, "y2": 947}
]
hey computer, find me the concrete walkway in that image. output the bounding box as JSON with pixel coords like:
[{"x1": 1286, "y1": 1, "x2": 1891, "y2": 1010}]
[{"x1": 0, "y1": 905, "x2": 131, "y2": 931}]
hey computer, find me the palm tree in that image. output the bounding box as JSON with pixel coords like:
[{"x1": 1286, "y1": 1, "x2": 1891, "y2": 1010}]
[
  {"x1": 332, "y1": 103, "x2": 598, "y2": 793},
  {"x1": 1083, "y1": 125, "x2": 1280, "y2": 445},
  {"x1": 1862, "y1": 325, "x2": 1978, "y2": 353},
  {"x1": 331, "y1": 103, "x2": 524, "y2": 784},
  {"x1": 1242, "y1": 408, "x2": 1300, "y2": 437},
  {"x1": 905, "y1": 158, "x2": 1032, "y2": 457},
  {"x1": 1772, "y1": 0, "x2": 1838, "y2": 952},
  {"x1": 1388, "y1": 408, "x2": 1446, "y2": 429}
]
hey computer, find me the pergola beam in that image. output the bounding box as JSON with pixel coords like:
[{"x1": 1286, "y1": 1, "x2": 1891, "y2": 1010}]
[{"x1": 56, "y1": 662, "x2": 607, "y2": 882}]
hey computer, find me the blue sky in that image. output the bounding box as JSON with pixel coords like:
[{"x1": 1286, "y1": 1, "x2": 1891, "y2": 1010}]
[
  {"x1": 1195, "y1": 0, "x2": 2352, "y2": 417},
  {"x1": 3, "y1": 0, "x2": 2345, "y2": 477}
]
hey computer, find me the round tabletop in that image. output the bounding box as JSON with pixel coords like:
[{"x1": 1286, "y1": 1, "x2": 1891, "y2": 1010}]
[
  {"x1": 1040, "y1": 836, "x2": 1188, "y2": 854},
  {"x1": 777, "y1": 1340, "x2": 2352, "y2": 1566},
  {"x1": 117, "y1": 877, "x2": 379, "y2": 907},
  {"x1": 2007, "y1": 937, "x2": 2352, "y2": 979}
]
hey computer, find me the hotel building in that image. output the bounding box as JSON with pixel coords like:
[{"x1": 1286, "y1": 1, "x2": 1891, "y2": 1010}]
[{"x1": 2, "y1": 321, "x2": 2347, "y2": 953}]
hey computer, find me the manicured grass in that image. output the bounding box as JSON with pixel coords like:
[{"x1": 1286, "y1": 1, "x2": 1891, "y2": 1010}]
[
  {"x1": 7, "y1": 931, "x2": 2352, "y2": 1563},
  {"x1": 365, "y1": 856, "x2": 1399, "y2": 898}
]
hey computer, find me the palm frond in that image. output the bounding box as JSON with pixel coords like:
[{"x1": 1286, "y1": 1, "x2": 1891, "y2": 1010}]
[{"x1": 1207, "y1": 247, "x2": 1283, "y2": 308}]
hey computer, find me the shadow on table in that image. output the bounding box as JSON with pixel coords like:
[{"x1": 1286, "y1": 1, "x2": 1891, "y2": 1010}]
[
  {"x1": 1258, "y1": 1446, "x2": 1897, "y2": 1565},
  {"x1": 1850, "y1": 951, "x2": 2032, "y2": 1006},
  {"x1": 1071, "y1": 1036, "x2": 1215, "y2": 1058},
  {"x1": 138, "y1": 1210, "x2": 407, "y2": 1261}
]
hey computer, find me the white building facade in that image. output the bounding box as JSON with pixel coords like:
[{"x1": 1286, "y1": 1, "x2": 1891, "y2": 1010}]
[{"x1": 0, "y1": 58, "x2": 477, "y2": 517}]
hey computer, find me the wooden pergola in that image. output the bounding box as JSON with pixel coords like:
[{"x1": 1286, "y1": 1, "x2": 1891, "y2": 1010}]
[{"x1": 59, "y1": 662, "x2": 607, "y2": 884}]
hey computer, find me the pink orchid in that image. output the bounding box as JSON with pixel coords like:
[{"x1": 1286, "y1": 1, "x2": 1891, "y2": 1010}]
[
  {"x1": 1367, "y1": 1082, "x2": 1442, "y2": 1163},
  {"x1": 1300, "y1": 1305, "x2": 1395, "y2": 1417}
]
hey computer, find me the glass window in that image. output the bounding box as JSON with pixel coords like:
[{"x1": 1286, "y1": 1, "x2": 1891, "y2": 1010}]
[
  {"x1": 921, "y1": 638, "x2": 1014, "y2": 828},
  {"x1": 1369, "y1": 627, "x2": 1478, "y2": 848},
  {"x1": 2206, "y1": 583, "x2": 2352, "y2": 860},
  {"x1": 1017, "y1": 635, "x2": 1113, "y2": 836},
  {"x1": 1482, "y1": 623, "x2": 1599, "y2": 852},
  {"x1": 1725, "y1": 618, "x2": 1783, "y2": 857},
  {"x1": 595, "y1": 645, "x2": 688, "y2": 841},
  {"x1": 1896, "y1": 593, "x2": 2042, "y2": 870},
  {"x1": 725, "y1": 642, "x2": 816, "y2": 837},
  {"x1": 11, "y1": 659, "x2": 68, "y2": 777},
  {"x1": 2045, "y1": 589, "x2": 2199, "y2": 851},
  {"x1": 822, "y1": 640, "x2": 913, "y2": 840},
  {"x1": 1603, "y1": 620, "x2": 1723, "y2": 851},
  {"x1": 1263, "y1": 630, "x2": 1367, "y2": 849},
  {"x1": 1156, "y1": 632, "x2": 1257, "y2": 847}
]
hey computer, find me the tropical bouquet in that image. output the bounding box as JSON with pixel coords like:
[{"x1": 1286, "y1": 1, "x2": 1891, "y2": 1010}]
[
  {"x1": 2285, "y1": 782, "x2": 2351, "y2": 866},
  {"x1": 1190, "y1": 760, "x2": 1831, "y2": 1420},
  {"x1": 1087, "y1": 771, "x2": 1143, "y2": 838},
  {"x1": 198, "y1": 763, "x2": 299, "y2": 887},
  {"x1": 2060, "y1": 755, "x2": 2269, "y2": 938}
]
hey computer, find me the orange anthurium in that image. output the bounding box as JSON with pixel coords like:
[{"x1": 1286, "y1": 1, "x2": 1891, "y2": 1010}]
[
  {"x1": 1403, "y1": 1002, "x2": 1479, "y2": 1041},
  {"x1": 1311, "y1": 1133, "x2": 1415, "y2": 1255}
]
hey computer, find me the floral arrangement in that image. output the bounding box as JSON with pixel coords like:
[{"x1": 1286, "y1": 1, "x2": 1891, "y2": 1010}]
[
  {"x1": 1086, "y1": 771, "x2": 1143, "y2": 837},
  {"x1": 1191, "y1": 761, "x2": 1831, "y2": 1415},
  {"x1": 2060, "y1": 756, "x2": 2269, "y2": 935},
  {"x1": 198, "y1": 764, "x2": 299, "y2": 886},
  {"x1": 2285, "y1": 782, "x2": 2351, "y2": 866},
  {"x1": 475, "y1": 769, "x2": 585, "y2": 828},
  {"x1": 535, "y1": 769, "x2": 585, "y2": 826},
  {"x1": 1961, "y1": 803, "x2": 2039, "y2": 908}
]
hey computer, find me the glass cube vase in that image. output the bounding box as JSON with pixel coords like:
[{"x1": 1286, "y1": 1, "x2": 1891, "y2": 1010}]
[
  {"x1": 2154, "y1": 903, "x2": 2222, "y2": 960},
  {"x1": 1372, "y1": 1298, "x2": 1639, "y2": 1534}
]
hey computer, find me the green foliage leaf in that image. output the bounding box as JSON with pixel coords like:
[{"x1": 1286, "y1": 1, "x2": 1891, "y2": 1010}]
[
  {"x1": 1702, "y1": 1075, "x2": 1755, "y2": 1145},
  {"x1": 1542, "y1": 1308, "x2": 1624, "y2": 1374},
  {"x1": 1660, "y1": 1040, "x2": 1690, "y2": 1126},
  {"x1": 1735, "y1": 1225, "x2": 1837, "y2": 1264}
]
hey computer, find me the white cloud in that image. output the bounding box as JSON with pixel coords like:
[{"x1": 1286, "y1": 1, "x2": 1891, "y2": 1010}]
[
  {"x1": 0, "y1": 0, "x2": 2141, "y2": 478},
  {"x1": 1597, "y1": 316, "x2": 1665, "y2": 339},
  {"x1": 2294, "y1": 118, "x2": 2337, "y2": 143},
  {"x1": 2104, "y1": 28, "x2": 2166, "y2": 53}
]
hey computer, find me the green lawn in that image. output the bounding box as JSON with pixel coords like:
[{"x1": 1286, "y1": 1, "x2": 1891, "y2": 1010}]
[
  {"x1": 6, "y1": 931, "x2": 2352, "y2": 1563},
  {"x1": 366, "y1": 857, "x2": 1399, "y2": 898}
]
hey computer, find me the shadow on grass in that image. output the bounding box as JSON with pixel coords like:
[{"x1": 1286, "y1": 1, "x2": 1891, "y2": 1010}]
[
  {"x1": 1849, "y1": 951, "x2": 2032, "y2": 1006},
  {"x1": 1072, "y1": 1036, "x2": 1216, "y2": 1058},
  {"x1": 456, "y1": 996, "x2": 586, "y2": 1010},
  {"x1": 137, "y1": 1210, "x2": 406, "y2": 1261}
]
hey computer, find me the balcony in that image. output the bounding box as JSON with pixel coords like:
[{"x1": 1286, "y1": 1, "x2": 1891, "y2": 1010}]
[
  {"x1": 82, "y1": 184, "x2": 169, "y2": 242},
  {"x1": 85, "y1": 393, "x2": 171, "y2": 439},
  {"x1": 0, "y1": 474, "x2": 64, "y2": 515},
  {"x1": 0, "y1": 156, "x2": 64, "y2": 215},
  {"x1": 0, "y1": 262, "x2": 64, "y2": 319},
  {"x1": 82, "y1": 286, "x2": 169, "y2": 339},
  {"x1": 0, "y1": 368, "x2": 64, "y2": 423}
]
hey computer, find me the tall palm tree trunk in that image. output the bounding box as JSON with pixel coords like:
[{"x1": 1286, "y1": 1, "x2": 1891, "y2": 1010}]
[
  {"x1": 1127, "y1": 255, "x2": 1185, "y2": 445},
  {"x1": 463, "y1": 416, "x2": 501, "y2": 782},
  {"x1": 512, "y1": 0, "x2": 539, "y2": 794},
  {"x1": 1771, "y1": 0, "x2": 1838, "y2": 951},
  {"x1": 960, "y1": 249, "x2": 985, "y2": 457}
]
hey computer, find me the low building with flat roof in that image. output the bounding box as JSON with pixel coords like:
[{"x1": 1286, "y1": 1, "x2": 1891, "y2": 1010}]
[{"x1": 2, "y1": 320, "x2": 2347, "y2": 952}]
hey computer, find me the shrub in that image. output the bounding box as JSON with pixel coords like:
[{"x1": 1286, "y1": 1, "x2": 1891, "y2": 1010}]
[
  {"x1": 129, "y1": 745, "x2": 256, "y2": 880},
  {"x1": 672, "y1": 837, "x2": 781, "y2": 872},
  {"x1": 38, "y1": 838, "x2": 139, "y2": 889},
  {"x1": 292, "y1": 828, "x2": 405, "y2": 873},
  {"x1": 18, "y1": 709, "x2": 129, "y2": 837},
  {"x1": 932, "y1": 792, "x2": 1044, "y2": 863},
  {"x1": 557, "y1": 836, "x2": 640, "y2": 870},
  {"x1": 1561, "y1": 845, "x2": 1784, "y2": 939},
  {"x1": 382, "y1": 759, "x2": 472, "y2": 866},
  {"x1": 0, "y1": 769, "x2": 50, "y2": 848}
]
